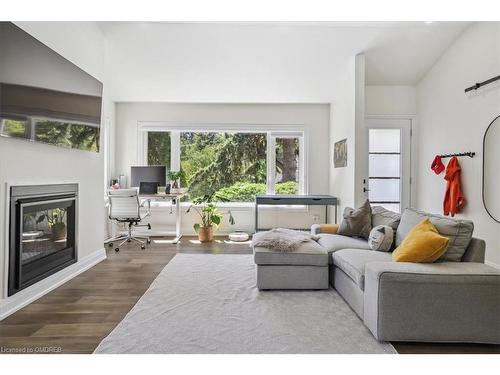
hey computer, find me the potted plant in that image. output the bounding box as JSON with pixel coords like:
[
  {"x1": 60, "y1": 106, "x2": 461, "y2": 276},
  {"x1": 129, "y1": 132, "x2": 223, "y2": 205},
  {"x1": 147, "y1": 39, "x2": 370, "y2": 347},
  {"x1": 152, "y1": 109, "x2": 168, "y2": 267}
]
[
  {"x1": 168, "y1": 170, "x2": 185, "y2": 194},
  {"x1": 37, "y1": 208, "x2": 67, "y2": 241},
  {"x1": 186, "y1": 194, "x2": 235, "y2": 242}
]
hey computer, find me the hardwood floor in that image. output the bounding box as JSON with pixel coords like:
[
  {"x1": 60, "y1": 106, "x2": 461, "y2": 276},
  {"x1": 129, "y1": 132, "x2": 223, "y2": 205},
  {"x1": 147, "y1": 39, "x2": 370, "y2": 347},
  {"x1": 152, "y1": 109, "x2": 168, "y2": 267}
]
[{"x1": 0, "y1": 236, "x2": 498, "y2": 354}]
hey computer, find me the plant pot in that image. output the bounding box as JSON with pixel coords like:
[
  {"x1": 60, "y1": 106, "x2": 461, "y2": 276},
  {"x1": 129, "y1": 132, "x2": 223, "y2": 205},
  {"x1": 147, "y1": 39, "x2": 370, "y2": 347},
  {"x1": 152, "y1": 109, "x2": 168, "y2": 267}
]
[
  {"x1": 198, "y1": 226, "x2": 214, "y2": 242},
  {"x1": 50, "y1": 222, "x2": 67, "y2": 241}
]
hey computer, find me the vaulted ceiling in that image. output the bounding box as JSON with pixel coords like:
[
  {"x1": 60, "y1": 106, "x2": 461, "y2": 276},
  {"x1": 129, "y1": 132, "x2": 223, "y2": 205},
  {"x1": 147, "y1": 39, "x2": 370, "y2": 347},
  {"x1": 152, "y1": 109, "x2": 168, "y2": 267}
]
[{"x1": 97, "y1": 21, "x2": 470, "y2": 101}]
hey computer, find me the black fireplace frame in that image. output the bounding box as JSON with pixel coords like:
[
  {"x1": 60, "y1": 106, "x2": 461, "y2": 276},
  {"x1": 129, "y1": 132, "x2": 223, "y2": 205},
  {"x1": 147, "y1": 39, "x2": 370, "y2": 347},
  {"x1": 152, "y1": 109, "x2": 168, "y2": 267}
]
[{"x1": 8, "y1": 184, "x2": 78, "y2": 296}]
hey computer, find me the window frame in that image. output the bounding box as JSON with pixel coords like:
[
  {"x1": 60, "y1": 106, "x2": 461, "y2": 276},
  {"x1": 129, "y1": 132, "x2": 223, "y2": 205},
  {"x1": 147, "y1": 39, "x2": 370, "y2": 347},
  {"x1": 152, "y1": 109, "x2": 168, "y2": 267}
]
[
  {"x1": 103, "y1": 116, "x2": 111, "y2": 193},
  {"x1": 137, "y1": 122, "x2": 308, "y2": 202}
]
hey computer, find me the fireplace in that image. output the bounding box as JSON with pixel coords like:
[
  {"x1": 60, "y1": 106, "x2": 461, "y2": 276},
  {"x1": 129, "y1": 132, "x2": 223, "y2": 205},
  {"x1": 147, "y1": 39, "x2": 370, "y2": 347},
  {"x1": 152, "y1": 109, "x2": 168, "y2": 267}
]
[{"x1": 8, "y1": 184, "x2": 78, "y2": 296}]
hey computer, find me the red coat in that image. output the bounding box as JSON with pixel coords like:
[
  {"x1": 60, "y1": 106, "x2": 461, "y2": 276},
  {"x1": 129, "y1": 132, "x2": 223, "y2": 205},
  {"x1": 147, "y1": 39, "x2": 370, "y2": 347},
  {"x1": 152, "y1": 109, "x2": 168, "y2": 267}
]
[{"x1": 443, "y1": 156, "x2": 466, "y2": 217}]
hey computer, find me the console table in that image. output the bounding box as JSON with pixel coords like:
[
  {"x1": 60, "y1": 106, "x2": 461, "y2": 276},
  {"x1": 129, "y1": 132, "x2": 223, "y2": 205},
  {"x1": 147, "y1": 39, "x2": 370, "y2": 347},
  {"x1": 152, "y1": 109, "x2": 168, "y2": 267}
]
[{"x1": 254, "y1": 194, "x2": 338, "y2": 232}]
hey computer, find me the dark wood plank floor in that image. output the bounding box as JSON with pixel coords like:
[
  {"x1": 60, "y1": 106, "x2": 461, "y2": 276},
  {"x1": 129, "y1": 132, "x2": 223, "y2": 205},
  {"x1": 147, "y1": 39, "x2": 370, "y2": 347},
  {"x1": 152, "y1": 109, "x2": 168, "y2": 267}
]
[{"x1": 1, "y1": 236, "x2": 498, "y2": 354}]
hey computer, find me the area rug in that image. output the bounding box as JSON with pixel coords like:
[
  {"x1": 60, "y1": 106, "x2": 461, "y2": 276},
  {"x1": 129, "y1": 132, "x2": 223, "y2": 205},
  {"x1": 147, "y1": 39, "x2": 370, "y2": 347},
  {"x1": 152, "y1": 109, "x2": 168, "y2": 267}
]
[{"x1": 95, "y1": 254, "x2": 396, "y2": 354}]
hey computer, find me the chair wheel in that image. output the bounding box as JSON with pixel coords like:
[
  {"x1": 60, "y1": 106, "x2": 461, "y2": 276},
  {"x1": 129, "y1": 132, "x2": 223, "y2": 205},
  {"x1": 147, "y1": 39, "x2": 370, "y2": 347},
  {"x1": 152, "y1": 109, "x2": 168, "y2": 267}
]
[
  {"x1": 115, "y1": 248, "x2": 120, "y2": 252},
  {"x1": 147, "y1": 239, "x2": 151, "y2": 244},
  {"x1": 147, "y1": 224, "x2": 151, "y2": 230},
  {"x1": 141, "y1": 245, "x2": 146, "y2": 250},
  {"x1": 108, "y1": 243, "x2": 113, "y2": 247},
  {"x1": 127, "y1": 239, "x2": 131, "y2": 243}
]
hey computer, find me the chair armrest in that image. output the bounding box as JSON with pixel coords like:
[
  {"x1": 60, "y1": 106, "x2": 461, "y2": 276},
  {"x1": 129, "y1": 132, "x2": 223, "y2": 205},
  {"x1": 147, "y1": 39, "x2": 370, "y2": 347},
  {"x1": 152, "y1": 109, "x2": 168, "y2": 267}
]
[
  {"x1": 311, "y1": 224, "x2": 339, "y2": 235},
  {"x1": 363, "y1": 262, "x2": 500, "y2": 343}
]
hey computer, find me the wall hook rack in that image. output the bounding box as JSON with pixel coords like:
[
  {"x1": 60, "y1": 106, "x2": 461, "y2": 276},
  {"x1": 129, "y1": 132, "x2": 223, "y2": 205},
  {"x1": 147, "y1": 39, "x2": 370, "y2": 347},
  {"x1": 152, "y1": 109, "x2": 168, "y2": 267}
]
[
  {"x1": 465, "y1": 75, "x2": 500, "y2": 93},
  {"x1": 439, "y1": 152, "x2": 475, "y2": 158}
]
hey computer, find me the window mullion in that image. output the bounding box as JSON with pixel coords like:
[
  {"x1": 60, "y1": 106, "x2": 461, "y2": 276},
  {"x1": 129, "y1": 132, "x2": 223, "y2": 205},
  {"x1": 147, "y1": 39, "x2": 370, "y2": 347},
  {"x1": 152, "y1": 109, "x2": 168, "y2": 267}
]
[
  {"x1": 299, "y1": 135, "x2": 306, "y2": 195},
  {"x1": 140, "y1": 130, "x2": 147, "y2": 165},
  {"x1": 171, "y1": 131, "x2": 181, "y2": 171},
  {"x1": 267, "y1": 133, "x2": 275, "y2": 194}
]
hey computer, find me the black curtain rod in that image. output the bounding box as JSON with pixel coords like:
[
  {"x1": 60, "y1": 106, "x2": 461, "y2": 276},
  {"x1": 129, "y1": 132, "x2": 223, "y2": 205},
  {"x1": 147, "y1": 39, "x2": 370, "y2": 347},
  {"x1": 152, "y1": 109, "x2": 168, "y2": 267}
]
[
  {"x1": 439, "y1": 152, "x2": 475, "y2": 158},
  {"x1": 465, "y1": 75, "x2": 500, "y2": 93}
]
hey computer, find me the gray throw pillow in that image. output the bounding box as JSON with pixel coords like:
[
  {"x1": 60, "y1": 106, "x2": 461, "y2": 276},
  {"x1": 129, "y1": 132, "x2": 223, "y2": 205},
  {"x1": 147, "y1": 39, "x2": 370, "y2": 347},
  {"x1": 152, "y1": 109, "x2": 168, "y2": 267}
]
[
  {"x1": 368, "y1": 225, "x2": 394, "y2": 252},
  {"x1": 337, "y1": 200, "x2": 372, "y2": 239},
  {"x1": 371, "y1": 206, "x2": 401, "y2": 232}
]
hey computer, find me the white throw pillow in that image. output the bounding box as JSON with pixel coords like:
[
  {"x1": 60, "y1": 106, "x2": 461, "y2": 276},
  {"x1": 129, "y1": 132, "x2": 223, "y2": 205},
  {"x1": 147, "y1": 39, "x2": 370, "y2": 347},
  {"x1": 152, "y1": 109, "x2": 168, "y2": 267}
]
[{"x1": 368, "y1": 225, "x2": 394, "y2": 252}]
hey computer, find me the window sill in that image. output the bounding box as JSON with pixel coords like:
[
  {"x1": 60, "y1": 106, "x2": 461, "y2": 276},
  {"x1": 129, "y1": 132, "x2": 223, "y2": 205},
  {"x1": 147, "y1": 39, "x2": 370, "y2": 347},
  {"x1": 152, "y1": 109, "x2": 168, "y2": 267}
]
[{"x1": 147, "y1": 201, "x2": 309, "y2": 212}]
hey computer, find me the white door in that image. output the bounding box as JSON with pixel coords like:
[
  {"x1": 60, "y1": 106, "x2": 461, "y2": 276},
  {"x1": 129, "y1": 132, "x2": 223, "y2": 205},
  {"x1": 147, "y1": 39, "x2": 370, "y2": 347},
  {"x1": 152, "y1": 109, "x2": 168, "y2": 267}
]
[{"x1": 365, "y1": 118, "x2": 412, "y2": 213}]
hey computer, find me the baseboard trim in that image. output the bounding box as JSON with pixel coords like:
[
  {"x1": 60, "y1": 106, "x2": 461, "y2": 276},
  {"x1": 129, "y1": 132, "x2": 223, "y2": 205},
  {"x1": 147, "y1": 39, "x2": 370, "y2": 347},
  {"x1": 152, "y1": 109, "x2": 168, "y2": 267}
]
[
  {"x1": 485, "y1": 260, "x2": 500, "y2": 269},
  {"x1": 0, "y1": 247, "x2": 106, "y2": 320}
]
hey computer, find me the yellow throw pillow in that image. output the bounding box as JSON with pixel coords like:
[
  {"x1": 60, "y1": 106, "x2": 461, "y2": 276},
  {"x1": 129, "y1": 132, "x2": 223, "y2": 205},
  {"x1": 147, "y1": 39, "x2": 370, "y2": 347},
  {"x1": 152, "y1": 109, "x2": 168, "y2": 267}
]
[{"x1": 392, "y1": 218, "x2": 449, "y2": 263}]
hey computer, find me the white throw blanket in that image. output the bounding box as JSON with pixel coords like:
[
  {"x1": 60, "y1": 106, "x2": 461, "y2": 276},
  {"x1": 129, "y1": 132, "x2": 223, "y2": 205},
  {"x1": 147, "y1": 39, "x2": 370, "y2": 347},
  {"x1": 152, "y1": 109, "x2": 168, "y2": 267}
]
[{"x1": 251, "y1": 228, "x2": 319, "y2": 252}]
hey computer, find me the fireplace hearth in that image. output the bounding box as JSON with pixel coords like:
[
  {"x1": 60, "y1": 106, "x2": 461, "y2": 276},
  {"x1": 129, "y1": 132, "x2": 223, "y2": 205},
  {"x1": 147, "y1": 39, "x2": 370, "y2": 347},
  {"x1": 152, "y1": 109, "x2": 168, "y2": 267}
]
[{"x1": 8, "y1": 184, "x2": 78, "y2": 296}]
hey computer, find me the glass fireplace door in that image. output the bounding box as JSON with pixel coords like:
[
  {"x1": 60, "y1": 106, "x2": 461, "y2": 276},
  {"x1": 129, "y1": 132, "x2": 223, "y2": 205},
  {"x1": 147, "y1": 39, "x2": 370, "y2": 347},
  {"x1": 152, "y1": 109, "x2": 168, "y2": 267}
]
[
  {"x1": 20, "y1": 197, "x2": 75, "y2": 265},
  {"x1": 9, "y1": 192, "x2": 77, "y2": 296}
]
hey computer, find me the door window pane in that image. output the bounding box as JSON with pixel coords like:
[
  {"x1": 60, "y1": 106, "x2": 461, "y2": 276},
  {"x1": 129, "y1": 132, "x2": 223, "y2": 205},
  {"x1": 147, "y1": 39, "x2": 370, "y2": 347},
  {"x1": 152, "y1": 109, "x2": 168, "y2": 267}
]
[
  {"x1": 275, "y1": 138, "x2": 299, "y2": 195},
  {"x1": 369, "y1": 129, "x2": 400, "y2": 153},
  {"x1": 369, "y1": 179, "x2": 400, "y2": 202},
  {"x1": 147, "y1": 131, "x2": 171, "y2": 168},
  {"x1": 369, "y1": 154, "x2": 400, "y2": 177},
  {"x1": 375, "y1": 203, "x2": 400, "y2": 212},
  {"x1": 180, "y1": 132, "x2": 267, "y2": 202}
]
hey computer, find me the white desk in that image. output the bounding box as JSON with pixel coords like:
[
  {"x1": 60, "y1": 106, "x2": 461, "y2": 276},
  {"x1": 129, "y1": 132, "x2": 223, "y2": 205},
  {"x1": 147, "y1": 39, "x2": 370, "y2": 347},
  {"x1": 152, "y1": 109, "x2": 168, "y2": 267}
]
[{"x1": 139, "y1": 192, "x2": 186, "y2": 244}]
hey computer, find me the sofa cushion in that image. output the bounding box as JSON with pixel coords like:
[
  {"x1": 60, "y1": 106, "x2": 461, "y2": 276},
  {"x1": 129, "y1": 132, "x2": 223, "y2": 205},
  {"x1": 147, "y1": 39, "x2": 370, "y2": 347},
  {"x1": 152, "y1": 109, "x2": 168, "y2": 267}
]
[
  {"x1": 371, "y1": 206, "x2": 401, "y2": 232},
  {"x1": 396, "y1": 208, "x2": 474, "y2": 262},
  {"x1": 254, "y1": 240, "x2": 328, "y2": 266},
  {"x1": 332, "y1": 249, "x2": 392, "y2": 290},
  {"x1": 317, "y1": 234, "x2": 371, "y2": 264}
]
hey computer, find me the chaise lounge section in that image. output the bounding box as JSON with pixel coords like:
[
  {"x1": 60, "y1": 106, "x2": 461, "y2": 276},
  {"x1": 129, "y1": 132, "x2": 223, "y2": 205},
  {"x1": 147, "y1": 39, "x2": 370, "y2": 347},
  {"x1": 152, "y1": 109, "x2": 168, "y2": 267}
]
[{"x1": 254, "y1": 240, "x2": 329, "y2": 290}]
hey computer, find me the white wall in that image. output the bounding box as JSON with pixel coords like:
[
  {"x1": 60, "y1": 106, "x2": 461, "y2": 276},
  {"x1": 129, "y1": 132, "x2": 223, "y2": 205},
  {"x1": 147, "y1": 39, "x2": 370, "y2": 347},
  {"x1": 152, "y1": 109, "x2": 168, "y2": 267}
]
[
  {"x1": 0, "y1": 22, "x2": 111, "y2": 315},
  {"x1": 329, "y1": 58, "x2": 357, "y2": 222},
  {"x1": 114, "y1": 103, "x2": 331, "y2": 234},
  {"x1": 365, "y1": 85, "x2": 417, "y2": 115},
  {"x1": 416, "y1": 22, "x2": 500, "y2": 265},
  {"x1": 354, "y1": 55, "x2": 367, "y2": 207},
  {"x1": 103, "y1": 23, "x2": 378, "y2": 104}
]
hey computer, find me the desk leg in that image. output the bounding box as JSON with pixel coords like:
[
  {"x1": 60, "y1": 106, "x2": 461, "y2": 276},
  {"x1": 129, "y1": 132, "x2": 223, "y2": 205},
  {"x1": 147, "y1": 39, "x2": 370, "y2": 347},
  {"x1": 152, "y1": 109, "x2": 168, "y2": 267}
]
[
  {"x1": 172, "y1": 198, "x2": 182, "y2": 244},
  {"x1": 335, "y1": 203, "x2": 338, "y2": 224}
]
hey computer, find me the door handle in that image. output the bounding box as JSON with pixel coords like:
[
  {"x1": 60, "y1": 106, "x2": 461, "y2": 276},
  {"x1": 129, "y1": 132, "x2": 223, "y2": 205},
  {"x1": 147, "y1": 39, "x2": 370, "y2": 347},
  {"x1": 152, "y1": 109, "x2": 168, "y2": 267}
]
[{"x1": 363, "y1": 187, "x2": 370, "y2": 193}]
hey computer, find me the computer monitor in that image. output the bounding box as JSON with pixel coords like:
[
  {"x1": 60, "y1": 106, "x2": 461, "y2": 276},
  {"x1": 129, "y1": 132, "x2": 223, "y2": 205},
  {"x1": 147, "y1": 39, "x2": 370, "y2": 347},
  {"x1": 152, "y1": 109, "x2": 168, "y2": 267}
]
[{"x1": 130, "y1": 166, "x2": 167, "y2": 188}]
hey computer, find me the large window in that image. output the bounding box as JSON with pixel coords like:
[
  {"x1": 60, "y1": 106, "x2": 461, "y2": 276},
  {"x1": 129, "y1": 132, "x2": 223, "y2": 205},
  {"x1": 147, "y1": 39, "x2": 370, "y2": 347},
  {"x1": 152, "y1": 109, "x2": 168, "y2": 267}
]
[
  {"x1": 274, "y1": 137, "x2": 300, "y2": 195},
  {"x1": 143, "y1": 127, "x2": 305, "y2": 202},
  {"x1": 180, "y1": 132, "x2": 267, "y2": 202},
  {"x1": 147, "y1": 131, "x2": 171, "y2": 168}
]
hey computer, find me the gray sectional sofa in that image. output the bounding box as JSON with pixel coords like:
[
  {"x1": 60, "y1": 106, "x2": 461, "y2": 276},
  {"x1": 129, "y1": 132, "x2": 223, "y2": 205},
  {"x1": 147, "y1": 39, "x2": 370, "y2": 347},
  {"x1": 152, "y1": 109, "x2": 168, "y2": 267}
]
[{"x1": 254, "y1": 207, "x2": 500, "y2": 344}]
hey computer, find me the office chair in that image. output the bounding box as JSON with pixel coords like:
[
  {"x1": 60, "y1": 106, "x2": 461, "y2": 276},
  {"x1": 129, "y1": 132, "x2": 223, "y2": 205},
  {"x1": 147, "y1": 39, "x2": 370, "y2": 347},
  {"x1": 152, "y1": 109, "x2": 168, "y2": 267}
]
[{"x1": 106, "y1": 188, "x2": 151, "y2": 252}]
